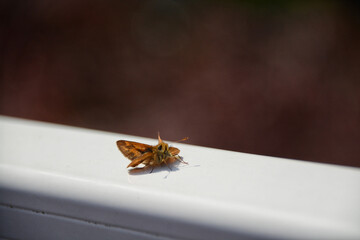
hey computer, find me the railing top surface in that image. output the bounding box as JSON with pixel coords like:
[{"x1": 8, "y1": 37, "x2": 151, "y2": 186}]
[{"x1": 1, "y1": 115, "x2": 359, "y2": 239}]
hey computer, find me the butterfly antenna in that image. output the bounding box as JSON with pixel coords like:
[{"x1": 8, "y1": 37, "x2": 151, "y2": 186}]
[
  {"x1": 175, "y1": 137, "x2": 189, "y2": 143},
  {"x1": 158, "y1": 132, "x2": 163, "y2": 143}
]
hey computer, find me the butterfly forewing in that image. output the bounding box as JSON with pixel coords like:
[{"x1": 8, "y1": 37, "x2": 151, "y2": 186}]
[{"x1": 116, "y1": 140, "x2": 152, "y2": 160}]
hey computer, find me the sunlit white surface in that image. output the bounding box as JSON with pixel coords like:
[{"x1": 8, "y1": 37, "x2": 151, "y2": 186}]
[{"x1": 0, "y1": 116, "x2": 359, "y2": 239}]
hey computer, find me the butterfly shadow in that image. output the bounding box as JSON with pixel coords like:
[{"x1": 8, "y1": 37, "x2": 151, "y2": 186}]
[{"x1": 128, "y1": 161, "x2": 194, "y2": 176}]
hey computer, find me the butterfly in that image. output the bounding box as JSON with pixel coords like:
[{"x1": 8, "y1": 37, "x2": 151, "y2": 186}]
[{"x1": 117, "y1": 133, "x2": 188, "y2": 172}]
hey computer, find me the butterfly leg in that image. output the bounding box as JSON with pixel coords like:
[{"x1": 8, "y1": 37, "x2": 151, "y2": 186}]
[
  {"x1": 164, "y1": 161, "x2": 172, "y2": 171},
  {"x1": 176, "y1": 155, "x2": 188, "y2": 164}
]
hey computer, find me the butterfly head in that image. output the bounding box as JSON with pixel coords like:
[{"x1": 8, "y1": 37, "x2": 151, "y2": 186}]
[{"x1": 155, "y1": 133, "x2": 171, "y2": 163}]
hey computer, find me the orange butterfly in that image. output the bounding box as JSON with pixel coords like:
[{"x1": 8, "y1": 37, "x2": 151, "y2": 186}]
[{"x1": 117, "y1": 133, "x2": 188, "y2": 172}]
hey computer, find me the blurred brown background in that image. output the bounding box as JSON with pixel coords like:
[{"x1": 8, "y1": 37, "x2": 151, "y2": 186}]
[{"x1": 1, "y1": 1, "x2": 359, "y2": 167}]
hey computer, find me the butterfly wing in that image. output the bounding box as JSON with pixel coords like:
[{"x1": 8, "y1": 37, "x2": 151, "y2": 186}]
[
  {"x1": 169, "y1": 146, "x2": 180, "y2": 156},
  {"x1": 127, "y1": 152, "x2": 153, "y2": 168},
  {"x1": 168, "y1": 146, "x2": 188, "y2": 164},
  {"x1": 116, "y1": 140, "x2": 153, "y2": 161}
]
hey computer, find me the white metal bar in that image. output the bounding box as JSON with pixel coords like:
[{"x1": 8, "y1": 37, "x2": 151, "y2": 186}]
[{"x1": 0, "y1": 115, "x2": 359, "y2": 240}]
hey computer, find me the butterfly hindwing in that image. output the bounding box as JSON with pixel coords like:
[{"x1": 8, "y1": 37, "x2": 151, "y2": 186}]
[
  {"x1": 169, "y1": 146, "x2": 180, "y2": 155},
  {"x1": 127, "y1": 152, "x2": 153, "y2": 168}
]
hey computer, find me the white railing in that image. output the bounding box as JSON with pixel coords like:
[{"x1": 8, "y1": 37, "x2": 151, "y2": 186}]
[{"x1": 0, "y1": 115, "x2": 359, "y2": 240}]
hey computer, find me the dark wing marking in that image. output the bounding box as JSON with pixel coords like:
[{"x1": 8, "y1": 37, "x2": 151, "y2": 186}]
[{"x1": 116, "y1": 140, "x2": 152, "y2": 160}]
